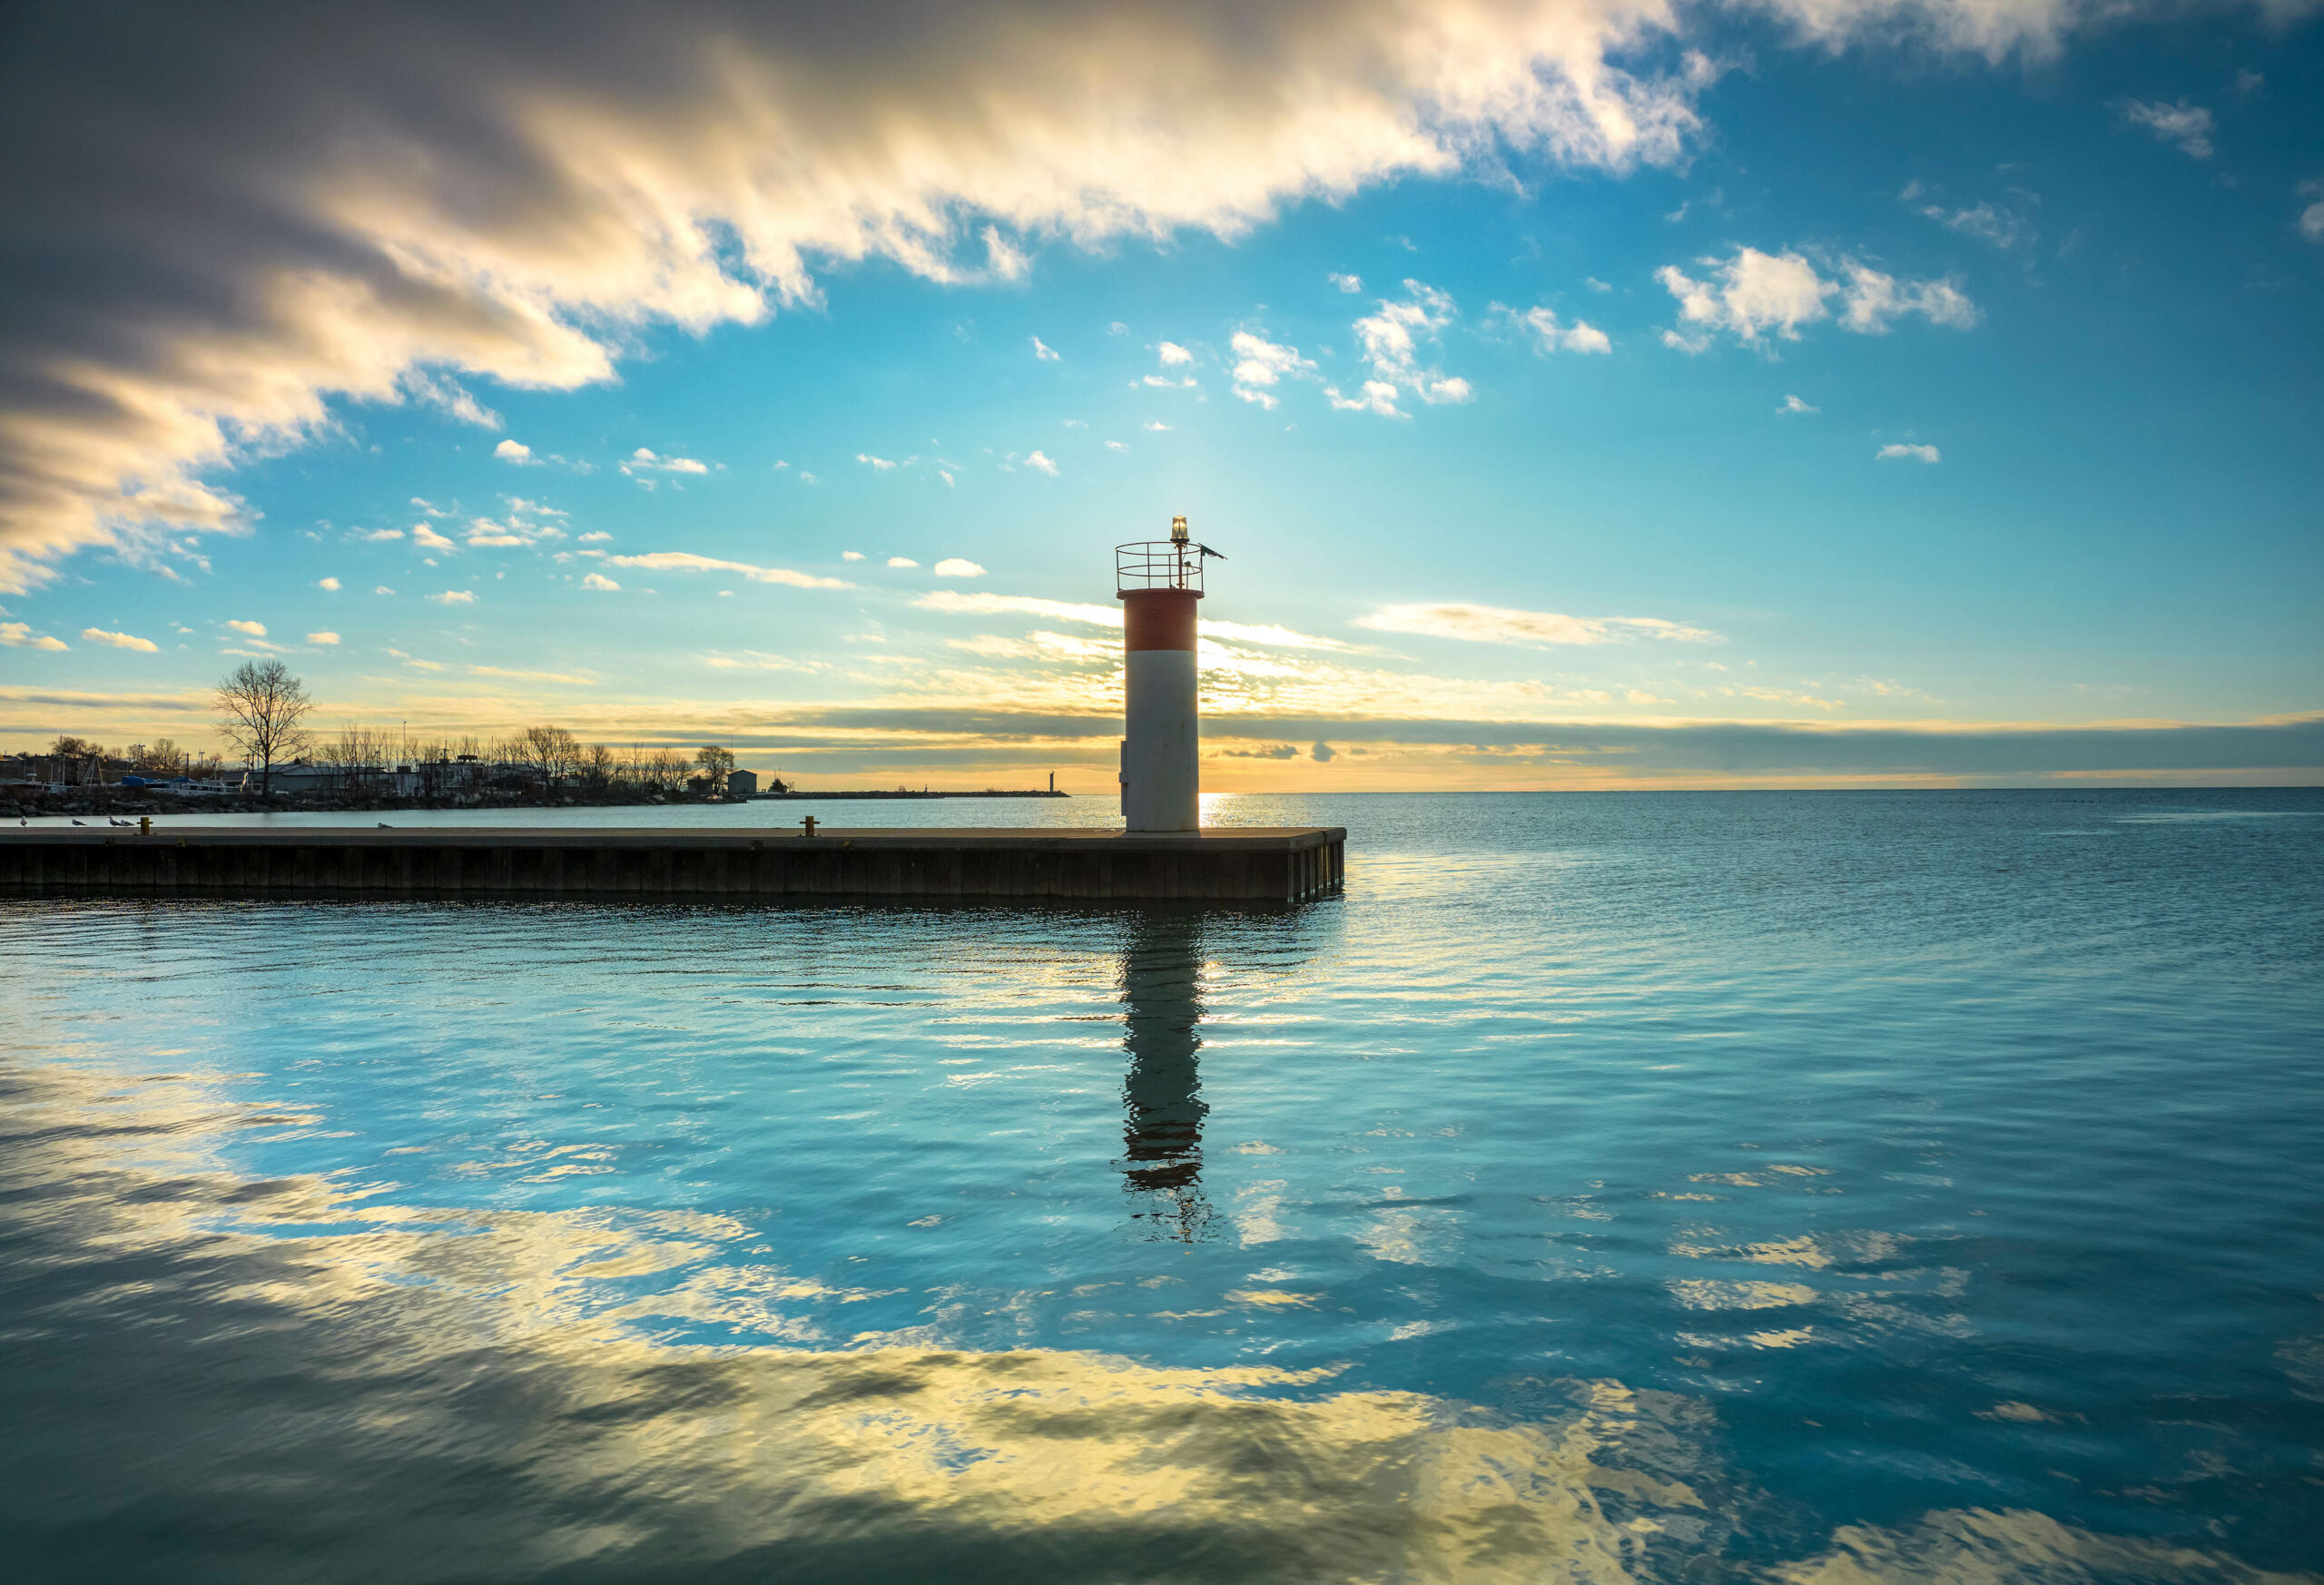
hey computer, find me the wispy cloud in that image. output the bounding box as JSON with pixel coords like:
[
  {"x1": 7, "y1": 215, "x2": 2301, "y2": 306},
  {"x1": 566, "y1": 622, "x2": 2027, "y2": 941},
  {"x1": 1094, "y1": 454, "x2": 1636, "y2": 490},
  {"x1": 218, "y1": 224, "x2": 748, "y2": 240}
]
[
  {"x1": 317, "y1": 576, "x2": 341, "y2": 589},
  {"x1": 306, "y1": 630, "x2": 339, "y2": 645},
  {"x1": 581, "y1": 572, "x2": 619, "y2": 590},
  {"x1": 405, "y1": 369, "x2": 502, "y2": 429},
  {"x1": 1356, "y1": 603, "x2": 1719, "y2": 646},
  {"x1": 1327, "y1": 272, "x2": 1364, "y2": 293},
  {"x1": 1026, "y1": 449, "x2": 1059, "y2": 476},
  {"x1": 1779, "y1": 394, "x2": 1819, "y2": 415},
  {"x1": 2119, "y1": 98, "x2": 2214, "y2": 159},
  {"x1": 914, "y1": 590, "x2": 1124, "y2": 628},
  {"x1": 81, "y1": 626, "x2": 158, "y2": 651},
  {"x1": 1876, "y1": 442, "x2": 1941, "y2": 463},
  {"x1": 428, "y1": 589, "x2": 477, "y2": 605},
  {"x1": 604, "y1": 552, "x2": 850, "y2": 589},
  {"x1": 1030, "y1": 335, "x2": 1060, "y2": 361},
  {"x1": 933, "y1": 558, "x2": 985, "y2": 578},
  {"x1": 225, "y1": 618, "x2": 267, "y2": 637},
  {"x1": 1490, "y1": 302, "x2": 1610, "y2": 355},
  {"x1": 1157, "y1": 341, "x2": 1195, "y2": 366}
]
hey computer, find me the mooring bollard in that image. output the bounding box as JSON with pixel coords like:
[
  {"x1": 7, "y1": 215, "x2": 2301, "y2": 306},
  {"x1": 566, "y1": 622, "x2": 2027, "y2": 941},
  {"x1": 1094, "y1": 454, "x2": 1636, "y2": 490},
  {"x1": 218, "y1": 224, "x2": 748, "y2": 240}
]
[
  {"x1": 801, "y1": 814, "x2": 819, "y2": 838},
  {"x1": 139, "y1": 816, "x2": 152, "y2": 835}
]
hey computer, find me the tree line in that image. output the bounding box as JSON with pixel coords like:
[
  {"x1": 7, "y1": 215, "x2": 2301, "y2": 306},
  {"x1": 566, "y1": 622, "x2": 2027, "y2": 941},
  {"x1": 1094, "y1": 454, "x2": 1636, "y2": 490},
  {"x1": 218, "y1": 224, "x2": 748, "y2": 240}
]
[{"x1": 11, "y1": 660, "x2": 762, "y2": 799}]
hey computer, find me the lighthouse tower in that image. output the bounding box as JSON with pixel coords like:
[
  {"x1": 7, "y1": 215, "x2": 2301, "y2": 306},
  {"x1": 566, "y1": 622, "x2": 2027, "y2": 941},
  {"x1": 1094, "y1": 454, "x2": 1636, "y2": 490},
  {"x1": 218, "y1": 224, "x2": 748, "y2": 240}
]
[{"x1": 1117, "y1": 517, "x2": 1216, "y2": 832}]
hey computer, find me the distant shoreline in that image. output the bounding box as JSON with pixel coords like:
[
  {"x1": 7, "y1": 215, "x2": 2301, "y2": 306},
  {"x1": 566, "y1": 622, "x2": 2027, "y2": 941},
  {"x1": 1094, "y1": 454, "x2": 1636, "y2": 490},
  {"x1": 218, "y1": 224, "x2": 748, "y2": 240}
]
[{"x1": 748, "y1": 790, "x2": 1069, "y2": 802}]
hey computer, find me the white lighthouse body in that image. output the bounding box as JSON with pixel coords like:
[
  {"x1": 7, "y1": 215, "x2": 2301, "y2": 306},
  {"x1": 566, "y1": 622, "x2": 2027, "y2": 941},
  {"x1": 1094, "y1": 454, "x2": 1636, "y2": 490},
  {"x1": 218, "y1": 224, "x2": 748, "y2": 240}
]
[{"x1": 1117, "y1": 524, "x2": 1206, "y2": 832}]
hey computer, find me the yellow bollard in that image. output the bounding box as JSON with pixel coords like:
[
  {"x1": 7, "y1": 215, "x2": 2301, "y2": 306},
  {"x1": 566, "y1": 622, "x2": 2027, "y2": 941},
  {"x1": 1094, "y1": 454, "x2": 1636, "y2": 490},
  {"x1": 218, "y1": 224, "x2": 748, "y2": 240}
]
[{"x1": 140, "y1": 815, "x2": 152, "y2": 835}]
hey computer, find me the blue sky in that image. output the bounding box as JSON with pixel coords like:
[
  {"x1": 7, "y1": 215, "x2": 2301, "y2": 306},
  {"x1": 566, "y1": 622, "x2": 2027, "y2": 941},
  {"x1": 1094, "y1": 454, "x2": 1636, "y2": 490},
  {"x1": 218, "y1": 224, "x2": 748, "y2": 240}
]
[{"x1": 1, "y1": 2, "x2": 2318, "y2": 788}]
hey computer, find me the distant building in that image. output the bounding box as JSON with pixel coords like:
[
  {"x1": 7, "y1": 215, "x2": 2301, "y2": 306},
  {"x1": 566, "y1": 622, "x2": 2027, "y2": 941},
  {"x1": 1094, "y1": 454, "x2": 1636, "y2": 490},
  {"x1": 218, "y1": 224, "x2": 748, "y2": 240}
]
[{"x1": 725, "y1": 769, "x2": 758, "y2": 797}]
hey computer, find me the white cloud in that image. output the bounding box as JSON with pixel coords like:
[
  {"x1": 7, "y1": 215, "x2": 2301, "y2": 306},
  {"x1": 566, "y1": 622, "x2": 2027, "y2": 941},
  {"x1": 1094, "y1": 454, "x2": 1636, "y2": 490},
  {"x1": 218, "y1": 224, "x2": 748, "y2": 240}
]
[
  {"x1": 604, "y1": 552, "x2": 848, "y2": 589},
  {"x1": 2300, "y1": 181, "x2": 2324, "y2": 242},
  {"x1": 493, "y1": 439, "x2": 534, "y2": 463},
  {"x1": 1492, "y1": 303, "x2": 1611, "y2": 354},
  {"x1": 317, "y1": 576, "x2": 341, "y2": 589},
  {"x1": 888, "y1": 556, "x2": 920, "y2": 567},
  {"x1": 1355, "y1": 603, "x2": 1719, "y2": 646},
  {"x1": 1324, "y1": 379, "x2": 1403, "y2": 418},
  {"x1": 412, "y1": 525, "x2": 456, "y2": 550},
  {"x1": 1780, "y1": 394, "x2": 1819, "y2": 415},
  {"x1": 933, "y1": 558, "x2": 986, "y2": 577},
  {"x1": 625, "y1": 447, "x2": 710, "y2": 475},
  {"x1": 1157, "y1": 341, "x2": 1195, "y2": 366},
  {"x1": 1031, "y1": 336, "x2": 1060, "y2": 361},
  {"x1": 1658, "y1": 246, "x2": 1975, "y2": 349},
  {"x1": 1229, "y1": 330, "x2": 1316, "y2": 409},
  {"x1": 226, "y1": 618, "x2": 267, "y2": 636},
  {"x1": 1143, "y1": 421, "x2": 1171, "y2": 432},
  {"x1": 360, "y1": 527, "x2": 405, "y2": 541},
  {"x1": 842, "y1": 550, "x2": 865, "y2": 561},
  {"x1": 915, "y1": 590, "x2": 1123, "y2": 628},
  {"x1": 0, "y1": 0, "x2": 2164, "y2": 595},
  {"x1": 581, "y1": 572, "x2": 620, "y2": 590},
  {"x1": 306, "y1": 630, "x2": 340, "y2": 645},
  {"x1": 1026, "y1": 449, "x2": 1059, "y2": 476},
  {"x1": 940, "y1": 468, "x2": 955, "y2": 486},
  {"x1": 1328, "y1": 272, "x2": 1364, "y2": 293},
  {"x1": 577, "y1": 530, "x2": 611, "y2": 542},
  {"x1": 1106, "y1": 439, "x2": 1128, "y2": 452},
  {"x1": 857, "y1": 453, "x2": 897, "y2": 470},
  {"x1": 2120, "y1": 98, "x2": 2215, "y2": 159},
  {"x1": 428, "y1": 589, "x2": 477, "y2": 605},
  {"x1": 1329, "y1": 280, "x2": 1472, "y2": 417},
  {"x1": 81, "y1": 626, "x2": 159, "y2": 651},
  {"x1": 1, "y1": 623, "x2": 67, "y2": 650},
  {"x1": 1877, "y1": 443, "x2": 1941, "y2": 463},
  {"x1": 373, "y1": 585, "x2": 395, "y2": 595}
]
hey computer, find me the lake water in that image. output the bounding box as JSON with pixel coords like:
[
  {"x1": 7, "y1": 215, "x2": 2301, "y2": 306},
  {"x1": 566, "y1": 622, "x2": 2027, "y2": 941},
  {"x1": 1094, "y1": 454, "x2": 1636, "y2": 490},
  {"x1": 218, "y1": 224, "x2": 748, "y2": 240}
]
[{"x1": 5, "y1": 789, "x2": 2320, "y2": 1582}]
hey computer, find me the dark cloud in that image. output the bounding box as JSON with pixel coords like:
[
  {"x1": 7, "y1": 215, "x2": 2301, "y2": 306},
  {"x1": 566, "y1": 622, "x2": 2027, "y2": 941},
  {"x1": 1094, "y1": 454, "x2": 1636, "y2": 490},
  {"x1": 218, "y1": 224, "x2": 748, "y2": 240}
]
[{"x1": 724, "y1": 707, "x2": 2324, "y2": 778}]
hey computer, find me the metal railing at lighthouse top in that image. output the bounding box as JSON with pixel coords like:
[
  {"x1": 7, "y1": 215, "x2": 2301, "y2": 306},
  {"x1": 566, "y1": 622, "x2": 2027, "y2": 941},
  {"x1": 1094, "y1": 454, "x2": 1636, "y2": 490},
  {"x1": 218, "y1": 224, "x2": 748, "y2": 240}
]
[{"x1": 1115, "y1": 540, "x2": 1205, "y2": 596}]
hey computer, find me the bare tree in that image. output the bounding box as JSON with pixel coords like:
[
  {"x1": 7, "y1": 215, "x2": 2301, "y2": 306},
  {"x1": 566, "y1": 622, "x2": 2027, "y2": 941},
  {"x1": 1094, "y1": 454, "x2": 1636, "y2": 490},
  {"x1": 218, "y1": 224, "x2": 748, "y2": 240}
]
[
  {"x1": 645, "y1": 747, "x2": 690, "y2": 792},
  {"x1": 215, "y1": 660, "x2": 313, "y2": 796},
  {"x1": 694, "y1": 743, "x2": 735, "y2": 796},
  {"x1": 515, "y1": 724, "x2": 582, "y2": 791},
  {"x1": 581, "y1": 742, "x2": 615, "y2": 791}
]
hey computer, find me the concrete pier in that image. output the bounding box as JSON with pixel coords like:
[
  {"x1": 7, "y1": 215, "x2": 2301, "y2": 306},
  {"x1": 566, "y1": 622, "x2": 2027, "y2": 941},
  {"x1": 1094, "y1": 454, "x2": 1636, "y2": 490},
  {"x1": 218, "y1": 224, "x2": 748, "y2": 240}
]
[{"x1": 0, "y1": 825, "x2": 1346, "y2": 904}]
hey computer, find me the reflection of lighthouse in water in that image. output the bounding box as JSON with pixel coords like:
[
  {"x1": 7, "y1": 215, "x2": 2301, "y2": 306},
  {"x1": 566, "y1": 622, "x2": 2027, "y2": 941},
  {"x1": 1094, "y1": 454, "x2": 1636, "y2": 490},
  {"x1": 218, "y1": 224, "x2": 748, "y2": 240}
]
[{"x1": 1116, "y1": 912, "x2": 1214, "y2": 1241}]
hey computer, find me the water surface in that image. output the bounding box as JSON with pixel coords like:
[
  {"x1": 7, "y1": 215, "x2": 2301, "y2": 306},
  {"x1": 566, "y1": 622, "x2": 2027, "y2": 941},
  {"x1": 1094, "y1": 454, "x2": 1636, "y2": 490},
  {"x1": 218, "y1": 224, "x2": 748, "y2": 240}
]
[{"x1": 5, "y1": 790, "x2": 2320, "y2": 1581}]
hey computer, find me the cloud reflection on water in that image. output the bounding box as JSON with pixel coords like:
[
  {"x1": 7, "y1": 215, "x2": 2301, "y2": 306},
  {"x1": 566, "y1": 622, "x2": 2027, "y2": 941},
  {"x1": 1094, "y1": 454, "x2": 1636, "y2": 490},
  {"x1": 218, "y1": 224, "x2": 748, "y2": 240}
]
[{"x1": 1, "y1": 1058, "x2": 1730, "y2": 1584}]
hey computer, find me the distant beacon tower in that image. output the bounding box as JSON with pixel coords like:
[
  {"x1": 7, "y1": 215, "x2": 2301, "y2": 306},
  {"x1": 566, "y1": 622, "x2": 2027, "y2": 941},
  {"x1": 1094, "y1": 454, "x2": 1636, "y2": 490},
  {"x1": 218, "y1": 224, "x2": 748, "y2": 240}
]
[{"x1": 1116, "y1": 516, "x2": 1218, "y2": 832}]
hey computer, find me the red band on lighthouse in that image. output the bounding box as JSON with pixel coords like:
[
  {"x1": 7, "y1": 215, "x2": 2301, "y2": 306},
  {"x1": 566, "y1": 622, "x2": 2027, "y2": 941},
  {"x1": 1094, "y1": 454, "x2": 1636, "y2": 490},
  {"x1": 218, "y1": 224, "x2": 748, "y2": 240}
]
[{"x1": 1122, "y1": 588, "x2": 1198, "y2": 651}]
